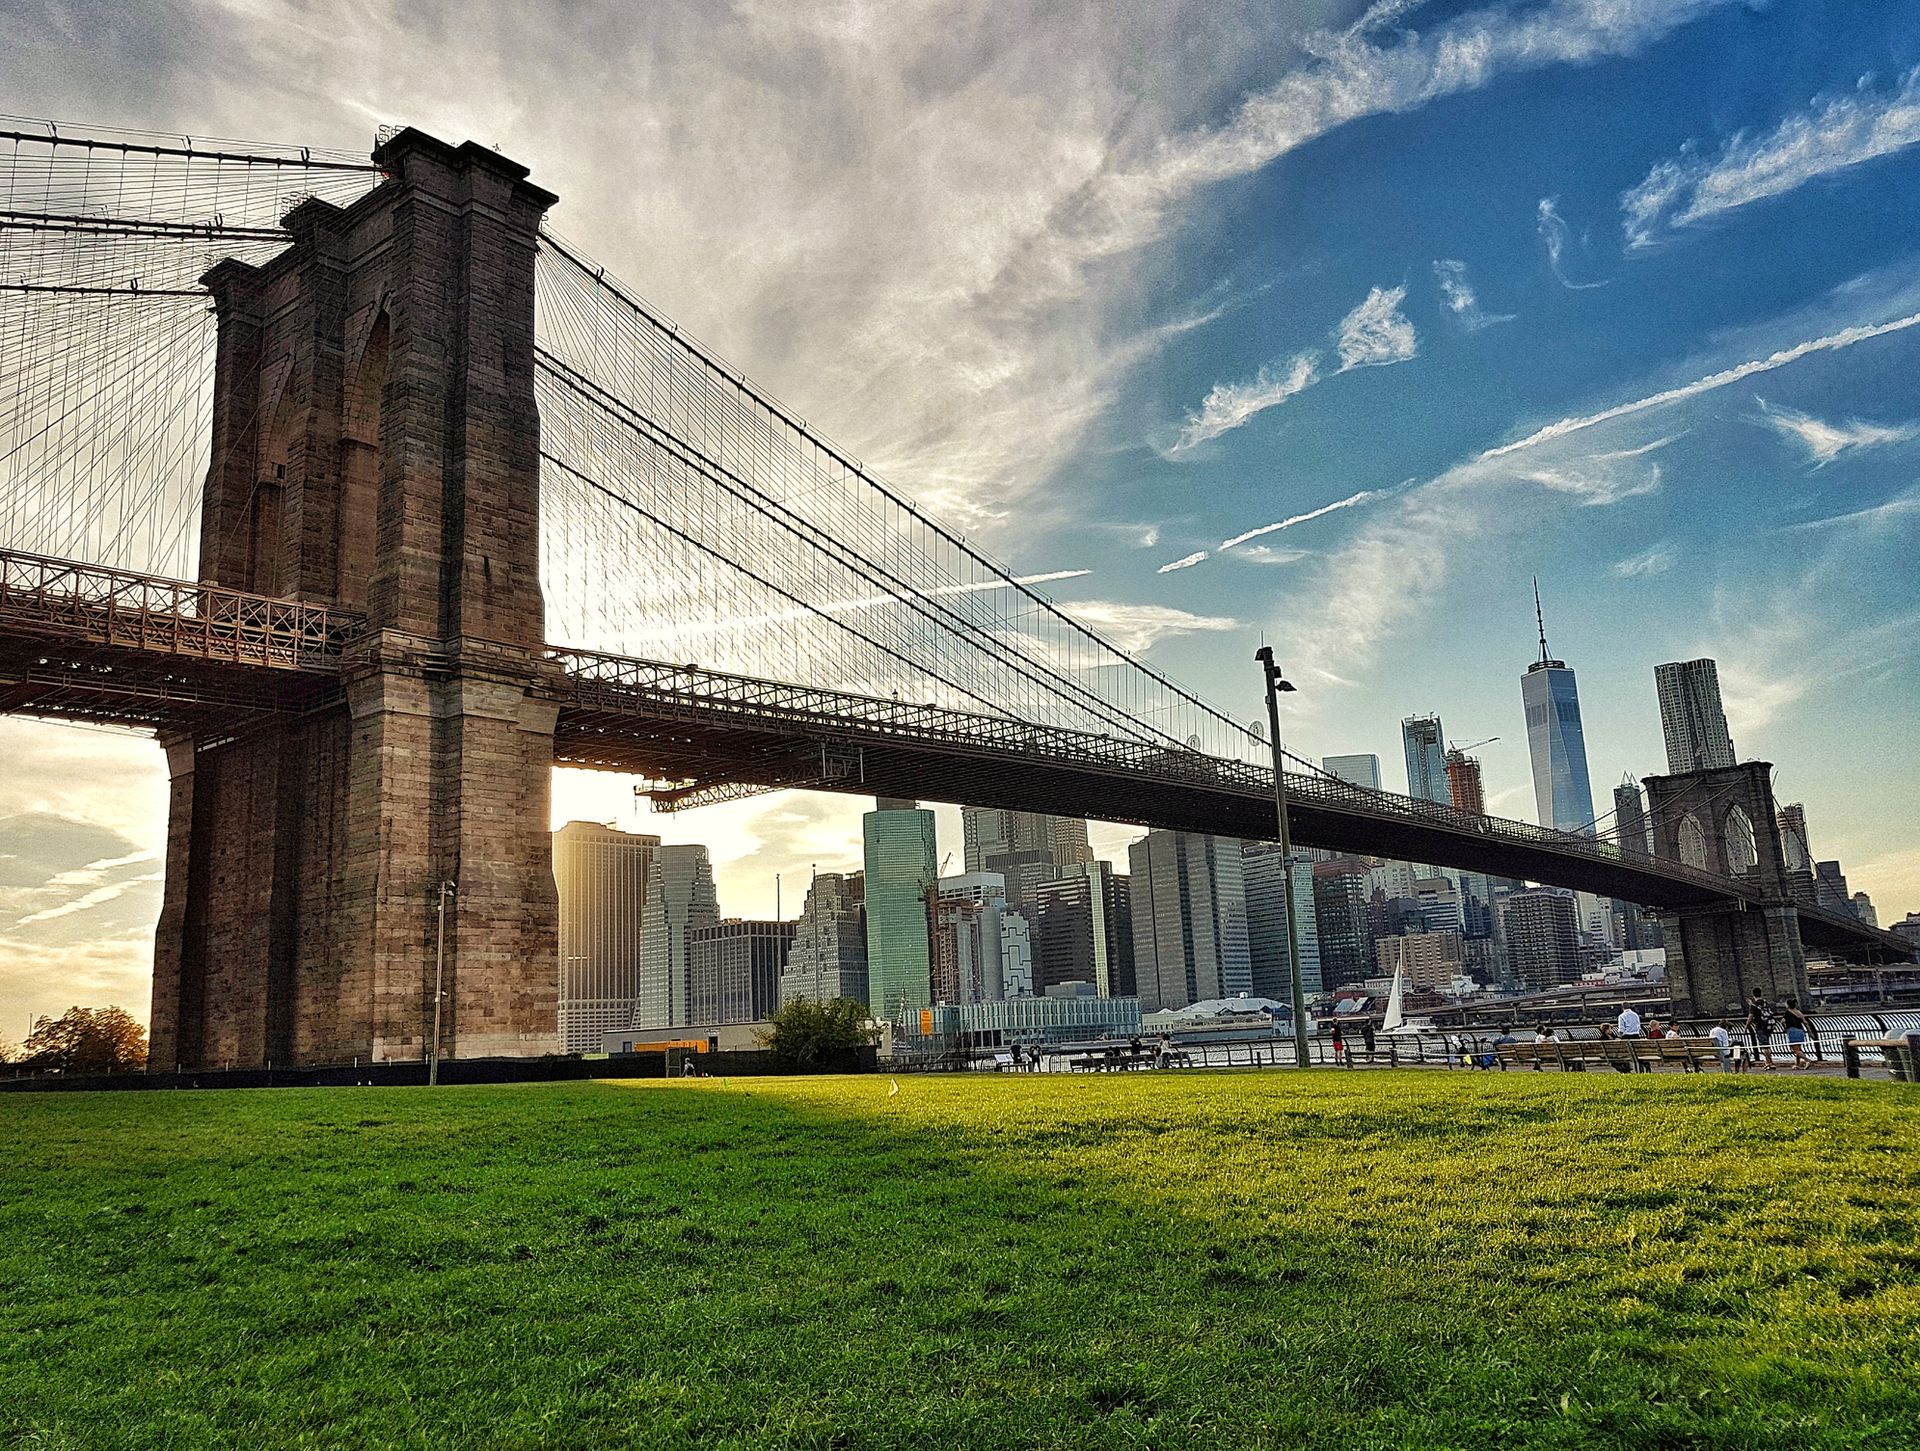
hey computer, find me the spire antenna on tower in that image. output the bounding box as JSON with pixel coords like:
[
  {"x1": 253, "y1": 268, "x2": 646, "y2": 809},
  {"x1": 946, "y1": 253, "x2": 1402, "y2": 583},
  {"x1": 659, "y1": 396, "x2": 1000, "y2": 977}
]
[{"x1": 1533, "y1": 576, "x2": 1550, "y2": 665}]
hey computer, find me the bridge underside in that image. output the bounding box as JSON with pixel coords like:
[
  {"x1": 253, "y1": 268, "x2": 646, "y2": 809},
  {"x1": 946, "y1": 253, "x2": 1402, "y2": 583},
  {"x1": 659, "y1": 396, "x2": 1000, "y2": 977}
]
[{"x1": 7, "y1": 615, "x2": 1897, "y2": 961}]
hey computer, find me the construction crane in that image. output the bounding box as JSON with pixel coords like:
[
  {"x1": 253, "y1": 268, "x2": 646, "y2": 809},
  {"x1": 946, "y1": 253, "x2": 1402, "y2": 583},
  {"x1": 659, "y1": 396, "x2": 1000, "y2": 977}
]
[{"x1": 1448, "y1": 735, "x2": 1499, "y2": 756}]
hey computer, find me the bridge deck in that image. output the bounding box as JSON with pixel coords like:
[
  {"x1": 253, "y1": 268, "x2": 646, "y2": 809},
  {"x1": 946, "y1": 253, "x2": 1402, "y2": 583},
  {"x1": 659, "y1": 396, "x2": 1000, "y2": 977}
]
[{"x1": 0, "y1": 548, "x2": 1907, "y2": 959}]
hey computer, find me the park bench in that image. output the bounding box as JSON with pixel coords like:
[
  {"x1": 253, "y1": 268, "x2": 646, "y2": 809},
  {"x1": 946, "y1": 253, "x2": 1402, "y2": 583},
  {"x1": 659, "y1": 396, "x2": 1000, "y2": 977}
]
[
  {"x1": 1852, "y1": 1038, "x2": 1919, "y2": 1083},
  {"x1": 1657, "y1": 1037, "x2": 1722, "y2": 1073},
  {"x1": 1493, "y1": 1042, "x2": 1552, "y2": 1070},
  {"x1": 1547, "y1": 1036, "x2": 1719, "y2": 1073}
]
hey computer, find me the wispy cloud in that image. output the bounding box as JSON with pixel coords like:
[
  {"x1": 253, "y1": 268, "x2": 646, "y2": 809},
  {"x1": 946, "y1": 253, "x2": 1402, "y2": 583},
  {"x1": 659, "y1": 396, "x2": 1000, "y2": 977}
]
[
  {"x1": 1755, "y1": 398, "x2": 1920, "y2": 466},
  {"x1": 1482, "y1": 311, "x2": 1920, "y2": 459},
  {"x1": 1611, "y1": 541, "x2": 1678, "y2": 577},
  {"x1": 1168, "y1": 276, "x2": 1420, "y2": 454},
  {"x1": 1336, "y1": 284, "x2": 1418, "y2": 371},
  {"x1": 1783, "y1": 485, "x2": 1920, "y2": 533},
  {"x1": 1623, "y1": 66, "x2": 1920, "y2": 249},
  {"x1": 1157, "y1": 551, "x2": 1210, "y2": 575},
  {"x1": 1432, "y1": 259, "x2": 1514, "y2": 331},
  {"x1": 1279, "y1": 295, "x2": 1920, "y2": 685},
  {"x1": 1343, "y1": 0, "x2": 1435, "y2": 40},
  {"x1": 16, "y1": 872, "x2": 164, "y2": 927},
  {"x1": 1168, "y1": 352, "x2": 1320, "y2": 454},
  {"x1": 1536, "y1": 197, "x2": 1609, "y2": 289},
  {"x1": 1054, "y1": 599, "x2": 1240, "y2": 654},
  {"x1": 1238, "y1": 544, "x2": 1310, "y2": 566}
]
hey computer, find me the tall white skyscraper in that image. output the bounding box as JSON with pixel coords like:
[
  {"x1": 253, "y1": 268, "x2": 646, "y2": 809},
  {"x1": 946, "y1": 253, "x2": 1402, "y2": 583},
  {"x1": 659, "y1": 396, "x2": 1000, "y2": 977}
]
[
  {"x1": 1521, "y1": 583, "x2": 1597, "y2": 835},
  {"x1": 1654, "y1": 658, "x2": 1737, "y2": 773},
  {"x1": 633, "y1": 843, "x2": 719, "y2": 1029}
]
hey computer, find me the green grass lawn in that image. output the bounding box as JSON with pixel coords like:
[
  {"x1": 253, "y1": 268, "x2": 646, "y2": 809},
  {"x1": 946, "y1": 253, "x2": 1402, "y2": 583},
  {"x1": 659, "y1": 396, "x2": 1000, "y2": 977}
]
[{"x1": 3, "y1": 1072, "x2": 1918, "y2": 1450}]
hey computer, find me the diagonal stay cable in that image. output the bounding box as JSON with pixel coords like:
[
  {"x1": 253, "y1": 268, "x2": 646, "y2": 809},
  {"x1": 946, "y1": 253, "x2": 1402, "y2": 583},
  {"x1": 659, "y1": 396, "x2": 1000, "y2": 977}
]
[
  {"x1": 535, "y1": 231, "x2": 1261, "y2": 756},
  {"x1": 535, "y1": 348, "x2": 1187, "y2": 751}
]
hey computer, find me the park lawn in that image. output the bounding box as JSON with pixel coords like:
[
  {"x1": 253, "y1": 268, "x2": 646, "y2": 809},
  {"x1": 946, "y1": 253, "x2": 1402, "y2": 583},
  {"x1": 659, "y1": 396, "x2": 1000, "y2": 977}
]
[{"x1": 1, "y1": 1073, "x2": 1917, "y2": 1450}]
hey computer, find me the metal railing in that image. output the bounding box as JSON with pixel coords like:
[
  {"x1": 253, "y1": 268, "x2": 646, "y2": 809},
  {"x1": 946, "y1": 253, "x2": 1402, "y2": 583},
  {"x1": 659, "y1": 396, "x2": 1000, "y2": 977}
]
[{"x1": 0, "y1": 547, "x2": 366, "y2": 671}]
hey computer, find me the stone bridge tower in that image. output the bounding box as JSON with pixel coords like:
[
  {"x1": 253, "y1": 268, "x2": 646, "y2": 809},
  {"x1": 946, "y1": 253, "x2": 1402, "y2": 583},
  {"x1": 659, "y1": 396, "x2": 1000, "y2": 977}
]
[
  {"x1": 1642, "y1": 760, "x2": 1808, "y2": 1019},
  {"x1": 149, "y1": 130, "x2": 562, "y2": 1069}
]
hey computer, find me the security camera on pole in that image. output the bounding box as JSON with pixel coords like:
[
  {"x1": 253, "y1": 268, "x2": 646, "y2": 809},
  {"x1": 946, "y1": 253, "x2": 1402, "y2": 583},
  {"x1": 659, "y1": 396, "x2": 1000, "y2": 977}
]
[{"x1": 1255, "y1": 648, "x2": 1312, "y2": 1069}]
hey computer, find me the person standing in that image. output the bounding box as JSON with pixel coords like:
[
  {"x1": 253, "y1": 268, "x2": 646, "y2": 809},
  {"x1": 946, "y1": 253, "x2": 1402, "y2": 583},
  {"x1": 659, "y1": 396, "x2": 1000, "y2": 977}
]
[
  {"x1": 1709, "y1": 1021, "x2": 1733, "y2": 1072},
  {"x1": 1745, "y1": 990, "x2": 1777, "y2": 1070},
  {"x1": 1780, "y1": 999, "x2": 1814, "y2": 1070},
  {"x1": 1330, "y1": 1024, "x2": 1347, "y2": 1067},
  {"x1": 1616, "y1": 1005, "x2": 1643, "y2": 1039},
  {"x1": 1360, "y1": 1019, "x2": 1376, "y2": 1065}
]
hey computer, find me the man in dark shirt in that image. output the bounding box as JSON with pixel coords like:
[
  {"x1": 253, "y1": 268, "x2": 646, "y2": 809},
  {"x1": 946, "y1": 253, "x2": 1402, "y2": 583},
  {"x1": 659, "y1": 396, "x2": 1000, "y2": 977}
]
[{"x1": 1745, "y1": 990, "x2": 1776, "y2": 1071}]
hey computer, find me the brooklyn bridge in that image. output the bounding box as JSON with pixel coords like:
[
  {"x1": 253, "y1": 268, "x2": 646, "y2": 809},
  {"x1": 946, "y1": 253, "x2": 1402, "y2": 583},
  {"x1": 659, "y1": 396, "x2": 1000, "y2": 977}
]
[{"x1": 1, "y1": 122, "x2": 1907, "y2": 1070}]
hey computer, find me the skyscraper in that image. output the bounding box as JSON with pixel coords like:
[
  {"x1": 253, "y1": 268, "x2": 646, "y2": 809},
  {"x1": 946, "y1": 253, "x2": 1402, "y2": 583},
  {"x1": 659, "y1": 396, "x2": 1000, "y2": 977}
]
[
  {"x1": 779, "y1": 870, "x2": 868, "y2": 1007},
  {"x1": 1127, "y1": 831, "x2": 1251, "y2": 1012},
  {"x1": 1321, "y1": 754, "x2": 1382, "y2": 791},
  {"x1": 688, "y1": 919, "x2": 794, "y2": 1024},
  {"x1": 963, "y1": 808, "x2": 1092, "y2": 871},
  {"x1": 1613, "y1": 776, "x2": 1650, "y2": 857},
  {"x1": 1048, "y1": 817, "x2": 1096, "y2": 868},
  {"x1": 1521, "y1": 582, "x2": 1598, "y2": 835},
  {"x1": 1242, "y1": 842, "x2": 1322, "y2": 998},
  {"x1": 1654, "y1": 658, "x2": 1737, "y2": 773},
  {"x1": 553, "y1": 821, "x2": 660, "y2": 1052},
  {"x1": 1443, "y1": 749, "x2": 1485, "y2": 816},
  {"x1": 1503, "y1": 888, "x2": 1582, "y2": 989},
  {"x1": 1401, "y1": 715, "x2": 1449, "y2": 804},
  {"x1": 1033, "y1": 862, "x2": 1134, "y2": 997},
  {"x1": 633, "y1": 843, "x2": 719, "y2": 1029},
  {"x1": 1778, "y1": 802, "x2": 1812, "y2": 872},
  {"x1": 863, "y1": 800, "x2": 939, "y2": 1022},
  {"x1": 931, "y1": 874, "x2": 1009, "y2": 1005},
  {"x1": 1311, "y1": 858, "x2": 1375, "y2": 993}
]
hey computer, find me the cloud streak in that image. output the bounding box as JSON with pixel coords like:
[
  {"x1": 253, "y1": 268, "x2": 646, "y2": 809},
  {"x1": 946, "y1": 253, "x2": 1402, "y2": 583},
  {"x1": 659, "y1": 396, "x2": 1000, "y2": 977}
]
[
  {"x1": 1623, "y1": 66, "x2": 1920, "y2": 249},
  {"x1": 1168, "y1": 277, "x2": 1423, "y2": 454},
  {"x1": 1536, "y1": 197, "x2": 1609, "y2": 289},
  {"x1": 1482, "y1": 310, "x2": 1920, "y2": 460},
  {"x1": 1433, "y1": 258, "x2": 1514, "y2": 331},
  {"x1": 1335, "y1": 284, "x2": 1418, "y2": 370},
  {"x1": 1053, "y1": 599, "x2": 1240, "y2": 653},
  {"x1": 1611, "y1": 542, "x2": 1678, "y2": 577},
  {"x1": 1169, "y1": 352, "x2": 1319, "y2": 454},
  {"x1": 1220, "y1": 484, "x2": 1408, "y2": 551},
  {"x1": 1755, "y1": 398, "x2": 1920, "y2": 466}
]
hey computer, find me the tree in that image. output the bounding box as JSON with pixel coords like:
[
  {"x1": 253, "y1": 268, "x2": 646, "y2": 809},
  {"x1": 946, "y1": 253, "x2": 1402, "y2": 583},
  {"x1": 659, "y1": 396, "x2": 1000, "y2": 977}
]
[
  {"x1": 758, "y1": 997, "x2": 879, "y2": 1072},
  {"x1": 19, "y1": 1006, "x2": 148, "y2": 1075}
]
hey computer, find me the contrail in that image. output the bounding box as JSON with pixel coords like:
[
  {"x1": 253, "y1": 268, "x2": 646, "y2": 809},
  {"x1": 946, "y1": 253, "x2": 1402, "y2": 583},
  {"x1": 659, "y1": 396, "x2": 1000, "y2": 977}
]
[
  {"x1": 1219, "y1": 484, "x2": 1403, "y2": 551},
  {"x1": 1481, "y1": 309, "x2": 1920, "y2": 460}
]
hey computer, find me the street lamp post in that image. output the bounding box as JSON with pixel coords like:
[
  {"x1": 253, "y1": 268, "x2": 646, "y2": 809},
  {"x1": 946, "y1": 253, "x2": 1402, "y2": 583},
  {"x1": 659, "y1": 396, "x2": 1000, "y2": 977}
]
[
  {"x1": 1255, "y1": 648, "x2": 1313, "y2": 1069},
  {"x1": 430, "y1": 878, "x2": 455, "y2": 1086}
]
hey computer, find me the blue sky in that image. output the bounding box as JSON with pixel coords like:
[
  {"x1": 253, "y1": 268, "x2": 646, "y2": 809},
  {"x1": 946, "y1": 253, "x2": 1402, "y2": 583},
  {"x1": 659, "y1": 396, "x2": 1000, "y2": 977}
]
[{"x1": 2, "y1": 0, "x2": 1917, "y2": 1032}]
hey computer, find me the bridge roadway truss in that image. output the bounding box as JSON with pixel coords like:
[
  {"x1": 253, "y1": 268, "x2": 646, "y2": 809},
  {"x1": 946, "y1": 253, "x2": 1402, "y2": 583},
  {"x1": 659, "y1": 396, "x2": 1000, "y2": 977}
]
[{"x1": 2, "y1": 545, "x2": 1903, "y2": 962}]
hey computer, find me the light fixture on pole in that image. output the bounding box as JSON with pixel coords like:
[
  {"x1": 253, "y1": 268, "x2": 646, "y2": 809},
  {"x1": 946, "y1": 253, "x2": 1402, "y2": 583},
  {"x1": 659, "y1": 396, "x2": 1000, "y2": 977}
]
[
  {"x1": 1255, "y1": 647, "x2": 1312, "y2": 1069},
  {"x1": 430, "y1": 878, "x2": 455, "y2": 1087}
]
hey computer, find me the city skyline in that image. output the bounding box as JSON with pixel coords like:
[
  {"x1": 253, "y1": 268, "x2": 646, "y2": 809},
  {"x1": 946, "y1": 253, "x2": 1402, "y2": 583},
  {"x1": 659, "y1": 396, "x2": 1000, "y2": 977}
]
[{"x1": 3, "y1": 0, "x2": 1918, "y2": 1033}]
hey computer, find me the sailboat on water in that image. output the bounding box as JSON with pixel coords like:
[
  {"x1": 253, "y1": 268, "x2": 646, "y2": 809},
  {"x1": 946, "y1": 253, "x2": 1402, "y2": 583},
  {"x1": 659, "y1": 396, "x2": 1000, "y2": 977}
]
[{"x1": 1377, "y1": 963, "x2": 1437, "y2": 1036}]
